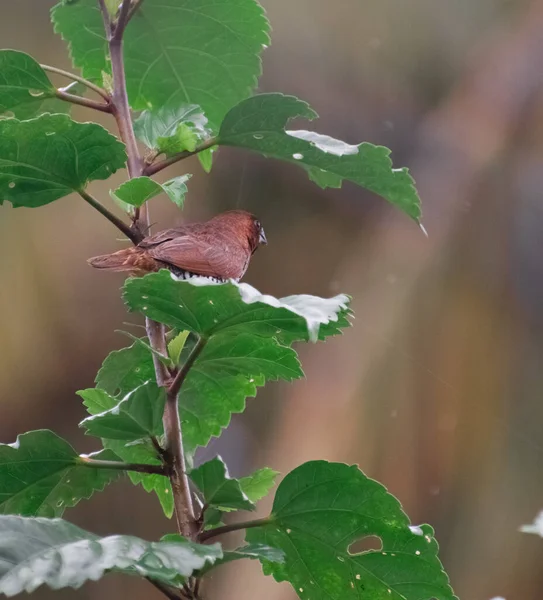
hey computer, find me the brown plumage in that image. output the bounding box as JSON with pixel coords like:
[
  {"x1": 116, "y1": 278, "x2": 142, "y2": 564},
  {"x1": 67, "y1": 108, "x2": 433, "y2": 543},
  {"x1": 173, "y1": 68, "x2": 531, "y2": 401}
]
[{"x1": 88, "y1": 210, "x2": 267, "y2": 282}]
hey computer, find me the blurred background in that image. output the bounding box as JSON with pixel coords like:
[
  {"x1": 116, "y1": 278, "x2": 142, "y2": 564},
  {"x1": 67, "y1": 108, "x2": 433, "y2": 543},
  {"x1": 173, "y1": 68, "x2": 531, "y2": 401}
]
[{"x1": 2, "y1": 0, "x2": 543, "y2": 598}]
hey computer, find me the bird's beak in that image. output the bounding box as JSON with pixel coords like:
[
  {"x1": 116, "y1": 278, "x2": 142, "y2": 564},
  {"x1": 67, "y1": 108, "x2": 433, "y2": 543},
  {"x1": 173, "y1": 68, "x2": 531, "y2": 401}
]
[{"x1": 259, "y1": 227, "x2": 268, "y2": 245}]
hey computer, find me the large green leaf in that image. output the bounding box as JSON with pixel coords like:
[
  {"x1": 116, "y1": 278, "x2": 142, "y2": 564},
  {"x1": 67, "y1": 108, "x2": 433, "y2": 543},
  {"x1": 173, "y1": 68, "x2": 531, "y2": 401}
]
[
  {"x1": 0, "y1": 114, "x2": 126, "y2": 208},
  {"x1": 0, "y1": 50, "x2": 68, "y2": 119},
  {"x1": 80, "y1": 382, "x2": 166, "y2": 441},
  {"x1": 123, "y1": 270, "x2": 351, "y2": 344},
  {"x1": 247, "y1": 461, "x2": 457, "y2": 600},
  {"x1": 239, "y1": 467, "x2": 279, "y2": 502},
  {"x1": 218, "y1": 93, "x2": 421, "y2": 221},
  {"x1": 134, "y1": 103, "x2": 210, "y2": 155},
  {"x1": 0, "y1": 431, "x2": 118, "y2": 517},
  {"x1": 191, "y1": 456, "x2": 255, "y2": 512},
  {"x1": 78, "y1": 386, "x2": 174, "y2": 519},
  {"x1": 52, "y1": 0, "x2": 270, "y2": 130},
  {"x1": 0, "y1": 515, "x2": 221, "y2": 595}
]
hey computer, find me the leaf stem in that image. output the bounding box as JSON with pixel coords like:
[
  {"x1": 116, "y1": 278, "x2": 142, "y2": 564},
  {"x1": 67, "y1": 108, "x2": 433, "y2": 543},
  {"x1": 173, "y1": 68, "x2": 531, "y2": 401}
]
[
  {"x1": 112, "y1": 0, "x2": 133, "y2": 40},
  {"x1": 78, "y1": 456, "x2": 166, "y2": 475},
  {"x1": 41, "y1": 64, "x2": 111, "y2": 101},
  {"x1": 54, "y1": 89, "x2": 112, "y2": 113},
  {"x1": 163, "y1": 337, "x2": 207, "y2": 539},
  {"x1": 78, "y1": 189, "x2": 139, "y2": 244},
  {"x1": 199, "y1": 517, "x2": 272, "y2": 542},
  {"x1": 143, "y1": 138, "x2": 217, "y2": 177}
]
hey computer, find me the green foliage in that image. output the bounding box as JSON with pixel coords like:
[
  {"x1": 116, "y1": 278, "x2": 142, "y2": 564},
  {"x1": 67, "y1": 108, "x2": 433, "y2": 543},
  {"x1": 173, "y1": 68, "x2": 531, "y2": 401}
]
[
  {"x1": 247, "y1": 461, "x2": 457, "y2": 600},
  {"x1": 52, "y1": 0, "x2": 270, "y2": 129},
  {"x1": 191, "y1": 456, "x2": 255, "y2": 512},
  {"x1": 239, "y1": 467, "x2": 279, "y2": 502},
  {"x1": 110, "y1": 175, "x2": 191, "y2": 209},
  {"x1": 218, "y1": 94, "x2": 421, "y2": 220},
  {"x1": 0, "y1": 51, "x2": 66, "y2": 119},
  {"x1": 0, "y1": 114, "x2": 126, "y2": 208},
  {"x1": 80, "y1": 382, "x2": 166, "y2": 440},
  {"x1": 0, "y1": 431, "x2": 118, "y2": 517},
  {"x1": 0, "y1": 515, "x2": 221, "y2": 595},
  {"x1": 134, "y1": 103, "x2": 209, "y2": 155},
  {"x1": 0, "y1": 1, "x2": 455, "y2": 599}
]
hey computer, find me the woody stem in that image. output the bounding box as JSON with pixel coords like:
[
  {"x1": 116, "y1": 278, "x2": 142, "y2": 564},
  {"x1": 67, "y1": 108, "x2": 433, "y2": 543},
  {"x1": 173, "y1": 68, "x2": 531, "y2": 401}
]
[{"x1": 99, "y1": 0, "x2": 197, "y2": 542}]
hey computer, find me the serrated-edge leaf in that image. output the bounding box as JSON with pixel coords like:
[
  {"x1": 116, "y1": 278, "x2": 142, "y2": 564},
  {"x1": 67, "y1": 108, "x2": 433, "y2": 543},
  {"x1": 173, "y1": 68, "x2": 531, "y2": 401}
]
[{"x1": 239, "y1": 467, "x2": 279, "y2": 503}]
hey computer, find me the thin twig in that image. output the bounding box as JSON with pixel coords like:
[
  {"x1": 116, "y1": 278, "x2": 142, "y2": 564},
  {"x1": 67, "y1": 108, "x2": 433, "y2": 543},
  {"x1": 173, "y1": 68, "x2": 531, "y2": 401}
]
[
  {"x1": 143, "y1": 138, "x2": 217, "y2": 177},
  {"x1": 78, "y1": 189, "x2": 139, "y2": 244},
  {"x1": 128, "y1": 0, "x2": 144, "y2": 20},
  {"x1": 55, "y1": 89, "x2": 111, "y2": 113},
  {"x1": 199, "y1": 517, "x2": 272, "y2": 543},
  {"x1": 147, "y1": 577, "x2": 184, "y2": 600},
  {"x1": 168, "y1": 337, "x2": 207, "y2": 398},
  {"x1": 112, "y1": 0, "x2": 133, "y2": 40},
  {"x1": 98, "y1": 0, "x2": 113, "y2": 35},
  {"x1": 78, "y1": 456, "x2": 166, "y2": 475},
  {"x1": 41, "y1": 63, "x2": 110, "y2": 101}
]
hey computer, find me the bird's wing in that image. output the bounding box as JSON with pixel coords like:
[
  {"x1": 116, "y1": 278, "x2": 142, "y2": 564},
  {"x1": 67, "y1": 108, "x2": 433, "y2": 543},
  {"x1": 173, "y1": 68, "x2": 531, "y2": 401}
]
[
  {"x1": 138, "y1": 224, "x2": 205, "y2": 248},
  {"x1": 147, "y1": 233, "x2": 248, "y2": 280}
]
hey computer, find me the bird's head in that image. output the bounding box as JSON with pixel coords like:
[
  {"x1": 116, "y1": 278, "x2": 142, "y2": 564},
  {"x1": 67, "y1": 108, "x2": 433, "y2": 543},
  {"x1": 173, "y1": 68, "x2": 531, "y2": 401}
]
[{"x1": 212, "y1": 210, "x2": 267, "y2": 253}]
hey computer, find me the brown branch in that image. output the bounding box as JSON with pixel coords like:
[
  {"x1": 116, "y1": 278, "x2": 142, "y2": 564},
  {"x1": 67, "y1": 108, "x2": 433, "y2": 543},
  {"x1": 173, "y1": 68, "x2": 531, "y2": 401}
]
[
  {"x1": 98, "y1": 0, "x2": 199, "y2": 545},
  {"x1": 143, "y1": 138, "x2": 217, "y2": 177},
  {"x1": 199, "y1": 517, "x2": 272, "y2": 543},
  {"x1": 78, "y1": 456, "x2": 166, "y2": 475},
  {"x1": 54, "y1": 89, "x2": 111, "y2": 113},
  {"x1": 41, "y1": 64, "x2": 110, "y2": 101},
  {"x1": 78, "y1": 189, "x2": 139, "y2": 243}
]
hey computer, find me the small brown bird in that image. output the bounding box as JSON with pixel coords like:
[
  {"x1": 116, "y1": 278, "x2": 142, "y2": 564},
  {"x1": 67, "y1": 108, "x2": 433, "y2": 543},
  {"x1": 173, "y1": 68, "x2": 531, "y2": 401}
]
[{"x1": 88, "y1": 210, "x2": 267, "y2": 282}]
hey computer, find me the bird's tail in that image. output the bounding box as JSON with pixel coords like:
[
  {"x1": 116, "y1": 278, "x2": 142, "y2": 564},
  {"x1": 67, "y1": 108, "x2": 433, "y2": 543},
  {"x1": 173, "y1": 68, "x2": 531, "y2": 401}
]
[{"x1": 87, "y1": 247, "x2": 157, "y2": 273}]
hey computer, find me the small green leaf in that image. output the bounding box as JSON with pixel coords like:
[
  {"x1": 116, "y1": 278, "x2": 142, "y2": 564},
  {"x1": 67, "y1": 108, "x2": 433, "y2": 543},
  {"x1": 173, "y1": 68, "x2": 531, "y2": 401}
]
[
  {"x1": 123, "y1": 270, "x2": 351, "y2": 344},
  {"x1": 0, "y1": 515, "x2": 222, "y2": 595},
  {"x1": 79, "y1": 382, "x2": 174, "y2": 519},
  {"x1": 104, "y1": 0, "x2": 120, "y2": 16},
  {"x1": 157, "y1": 123, "x2": 198, "y2": 154},
  {"x1": 52, "y1": 0, "x2": 270, "y2": 129},
  {"x1": 161, "y1": 174, "x2": 191, "y2": 208},
  {"x1": 111, "y1": 177, "x2": 164, "y2": 208},
  {"x1": 0, "y1": 51, "x2": 66, "y2": 119},
  {"x1": 80, "y1": 382, "x2": 166, "y2": 441},
  {"x1": 111, "y1": 175, "x2": 191, "y2": 209},
  {"x1": 239, "y1": 467, "x2": 279, "y2": 502},
  {"x1": 0, "y1": 114, "x2": 126, "y2": 208},
  {"x1": 218, "y1": 93, "x2": 421, "y2": 221},
  {"x1": 168, "y1": 330, "x2": 190, "y2": 365},
  {"x1": 247, "y1": 461, "x2": 457, "y2": 600},
  {"x1": 198, "y1": 543, "x2": 284, "y2": 575},
  {"x1": 191, "y1": 457, "x2": 255, "y2": 512},
  {"x1": 198, "y1": 147, "x2": 215, "y2": 173},
  {"x1": 0, "y1": 431, "x2": 118, "y2": 517},
  {"x1": 134, "y1": 103, "x2": 209, "y2": 152}
]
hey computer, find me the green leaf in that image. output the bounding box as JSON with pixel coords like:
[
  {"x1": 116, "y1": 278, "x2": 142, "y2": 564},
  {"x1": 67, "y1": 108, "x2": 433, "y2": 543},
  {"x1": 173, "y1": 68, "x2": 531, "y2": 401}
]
[
  {"x1": 0, "y1": 114, "x2": 126, "y2": 208},
  {"x1": 0, "y1": 50, "x2": 66, "y2": 119},
  {"x1": 168, "y1": 330, "x2": 190, "y2": 365},
  {"x1": 78, "y1": 385, "x2": 174, "y2": 519},
  {"x1": 51, "y1": 2, "x2": 108, "y2": 82},
  {"x1": 218, "y1": 94, "x2": 421, "y2": 221},
  {"x1": 198, "y1": 543, "x2": 284, "y2": 575},
  {"x1": 0, "y1": 431, "x2": 118, "y2": 517},
  {"x1": 80, "y1": 382, "x2": 166, "y2": 441},
  {"x1": 104, "y1": 0, "x2": 120, "y2": 16},
  {"x1": 123, "y1": 270, "x2": 351, "y2": 344},
  {"x1": 191, "y1": 457, "x2": 255, "y2": 512},
  {"x1": 0, "y1": 515, "x2": 222, "y2": 595},
  {"x1": 158, "y1": 123, "x2": 199, "y2": 154},
  {"x1": 198, "y1": 147, "x2": 215, "y2": 173},
  {"x1": 239, "y1": 467, "x2": 279, "y2": 502},
  {"x1": 247, "y1": 461, "x2": 457, "y2": 600},
  {"x1": 52, "y1": 0, "x2": 270, "y2": 130},
  {"x1": 111, "y1": 175, "x2": 191, "y2": 209}
]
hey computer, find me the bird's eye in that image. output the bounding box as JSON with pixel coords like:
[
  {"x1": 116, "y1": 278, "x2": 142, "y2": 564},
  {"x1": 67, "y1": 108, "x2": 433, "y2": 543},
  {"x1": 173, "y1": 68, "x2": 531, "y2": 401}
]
[{"x1": 254, "y1": 219, "x2": 261, "y2": 229}]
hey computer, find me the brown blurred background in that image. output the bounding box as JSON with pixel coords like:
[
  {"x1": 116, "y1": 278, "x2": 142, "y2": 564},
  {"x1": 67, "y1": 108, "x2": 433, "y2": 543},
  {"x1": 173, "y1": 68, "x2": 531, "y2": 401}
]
[{"x1": 2, "y1": 0, "x2": 543, "y2": 598}]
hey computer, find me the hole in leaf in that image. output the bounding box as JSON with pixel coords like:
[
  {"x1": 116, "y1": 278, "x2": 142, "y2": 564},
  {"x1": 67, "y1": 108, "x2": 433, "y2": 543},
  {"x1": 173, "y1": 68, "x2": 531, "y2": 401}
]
[
  {"x1": 349, "y1": 535, "x2": 382, "y2": 554},
  {"x1": 8, "y1": 182, "x2": 15, "y2": 189},
  {"x1": 28, "y1": 89, "x2": 45, "y2": 97}
]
